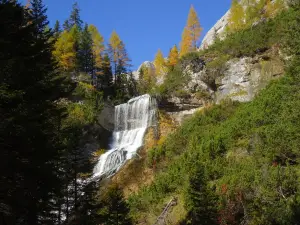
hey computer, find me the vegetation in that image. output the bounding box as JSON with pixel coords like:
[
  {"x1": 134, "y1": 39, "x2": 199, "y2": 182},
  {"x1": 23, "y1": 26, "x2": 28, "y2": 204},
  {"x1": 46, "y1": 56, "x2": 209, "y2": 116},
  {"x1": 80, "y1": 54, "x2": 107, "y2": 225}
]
[
  {"x1": 98, "y1": 185, "x2": 132, "y2": 225},
  {"x1": 168, "y1": 45, "x2": 180, "y2": 68},
  {"x1": 128, "y1": 4, "x2": 300, "y2": 224},
  {"x1": 154, "y1": 49, "x2": 167, "y2": 76}
]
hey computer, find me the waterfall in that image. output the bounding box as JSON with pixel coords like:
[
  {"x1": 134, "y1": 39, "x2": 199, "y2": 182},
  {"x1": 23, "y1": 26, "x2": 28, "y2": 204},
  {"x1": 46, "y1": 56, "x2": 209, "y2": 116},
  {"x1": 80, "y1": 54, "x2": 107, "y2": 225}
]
[{"x1": 93, "y1": 94, "x2": 157, "y2": 178}]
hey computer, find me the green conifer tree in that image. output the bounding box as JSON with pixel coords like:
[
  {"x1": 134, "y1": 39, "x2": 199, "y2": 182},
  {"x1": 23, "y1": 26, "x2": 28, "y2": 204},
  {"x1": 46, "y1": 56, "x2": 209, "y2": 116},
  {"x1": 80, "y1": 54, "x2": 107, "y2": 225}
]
[
  {"x1": 53, "y1": 20, "x2": 61, "y2": 38},
  {"x1": 79, "y1": 24, "x2": 94, "y2": 78},
  {"x1": 99, "y1": 185, "x2": 132, "y2": 225},
  {"x1": 0, "y1": 1, "x2": 70, "y2": 224},
  {"x1": 185, "y1": 164, "x2": 218, "y2": 225},
  {"x1": 69, "y1": 1, "x2": 83, "y2": 30}
]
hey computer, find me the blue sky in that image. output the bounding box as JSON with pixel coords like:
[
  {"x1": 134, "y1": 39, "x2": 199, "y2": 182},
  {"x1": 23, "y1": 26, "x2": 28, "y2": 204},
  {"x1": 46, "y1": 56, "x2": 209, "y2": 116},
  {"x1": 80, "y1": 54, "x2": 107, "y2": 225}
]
[{"x1": 23, "y1": 0, "x2": 231, "y2": 69}]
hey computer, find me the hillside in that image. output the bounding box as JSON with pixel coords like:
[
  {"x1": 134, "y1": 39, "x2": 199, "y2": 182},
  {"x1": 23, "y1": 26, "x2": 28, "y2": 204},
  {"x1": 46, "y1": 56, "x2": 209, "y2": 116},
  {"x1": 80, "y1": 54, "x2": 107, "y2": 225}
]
[{"x1": 116, "y1": 3, "x2": 300, "y2": 225}]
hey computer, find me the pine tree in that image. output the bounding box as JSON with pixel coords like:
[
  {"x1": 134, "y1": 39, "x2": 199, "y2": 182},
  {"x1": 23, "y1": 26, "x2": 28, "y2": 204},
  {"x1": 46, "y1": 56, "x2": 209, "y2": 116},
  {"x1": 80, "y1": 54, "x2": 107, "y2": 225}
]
[
  {"x1": 99, "y1": 185, "x2": 132, "y2": 225},
  {"x1": 228, "y1": 0, "x2": 245, "y2": 32},
  {"x1": 30, "y1": 0, "x2": 48, "y2": 34},
  {"x1": 100, "y1": 53, "x2": 114, "y2": 97},
  {"x1": 0, "y1": 1, "x2": 70, "y2": 224},
  {"x1": 69, "y1": 1, "x2": 83, "y2": 30},
  {"x1": 185, "y1": 164, "x2": 218, "y2": 225},
  {"x1": 168, "y1": 45, "x2": 179, "y2": 67},
  {"x1": 53, "y1": 20, "x2": 61, "y2": 38},
  {"x1": 63, "y1": 19, "x2": 71, "y2": 31},
  {"x1": 153, "y1": 49, "x2": 166, "y2": 76},
  {"x1": 77, "y1": 181, "x2": 103, "y2": 225},
  {"x1": 79, "y1": 24, "x2": 94, "y2": 77}
]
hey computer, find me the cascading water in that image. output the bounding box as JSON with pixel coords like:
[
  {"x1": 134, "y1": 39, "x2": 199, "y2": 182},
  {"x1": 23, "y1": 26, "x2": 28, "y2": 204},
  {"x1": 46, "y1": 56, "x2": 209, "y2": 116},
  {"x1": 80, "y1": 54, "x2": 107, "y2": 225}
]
[{"x1": 93, "y1": 94, "x2": 157, "y2": 178}]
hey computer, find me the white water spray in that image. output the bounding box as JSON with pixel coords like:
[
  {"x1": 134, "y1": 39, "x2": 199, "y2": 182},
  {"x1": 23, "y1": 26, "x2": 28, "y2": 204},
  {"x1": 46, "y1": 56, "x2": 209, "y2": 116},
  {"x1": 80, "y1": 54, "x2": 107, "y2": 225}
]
[{"x1": 93, "y1": 94, "x2": 157, "y2": 178}]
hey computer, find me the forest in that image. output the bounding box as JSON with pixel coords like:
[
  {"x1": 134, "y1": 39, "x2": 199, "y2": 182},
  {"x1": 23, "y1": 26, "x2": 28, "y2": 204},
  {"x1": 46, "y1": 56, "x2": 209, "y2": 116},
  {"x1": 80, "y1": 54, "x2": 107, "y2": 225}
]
[{"x1": 1, "y1": 0, "x2": 300, "y2": 224}]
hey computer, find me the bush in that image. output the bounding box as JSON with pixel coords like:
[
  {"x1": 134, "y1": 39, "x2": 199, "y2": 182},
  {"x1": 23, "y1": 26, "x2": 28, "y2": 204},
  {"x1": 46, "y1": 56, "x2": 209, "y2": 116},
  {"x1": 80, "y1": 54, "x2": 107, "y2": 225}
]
[{"x1": 158, "y1": 66, "x2": 190, "y2": 97}]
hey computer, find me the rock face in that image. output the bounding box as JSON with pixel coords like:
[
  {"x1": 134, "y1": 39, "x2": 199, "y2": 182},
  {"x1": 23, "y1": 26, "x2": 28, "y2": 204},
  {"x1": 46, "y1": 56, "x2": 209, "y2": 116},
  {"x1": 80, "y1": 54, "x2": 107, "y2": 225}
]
[
  {"x1": 167, "y1": 107, "x2": 203, "y2": 125},
  {"x1": 132, "y1": 61, "x2": 156, "y2": 80},
  {"x1": 160, "y1": 52, "x2": 284, "y2": 121},
  {"x1": 200, "y1": 10, "x2": 230, "y2": 49},
  {"x1": 216, "y1": 56, "x2": 284, "y2": 103},
  {"x1": 97, "y1": 103, "x2": 115, "y2": 132}
]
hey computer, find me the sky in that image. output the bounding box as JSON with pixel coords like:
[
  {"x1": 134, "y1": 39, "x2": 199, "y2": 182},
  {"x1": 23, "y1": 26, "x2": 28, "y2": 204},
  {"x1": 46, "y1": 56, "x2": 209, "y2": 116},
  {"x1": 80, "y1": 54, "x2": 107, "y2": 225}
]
[{"x1": 23, "y1": 0, "x2": 231, "y2": 70}]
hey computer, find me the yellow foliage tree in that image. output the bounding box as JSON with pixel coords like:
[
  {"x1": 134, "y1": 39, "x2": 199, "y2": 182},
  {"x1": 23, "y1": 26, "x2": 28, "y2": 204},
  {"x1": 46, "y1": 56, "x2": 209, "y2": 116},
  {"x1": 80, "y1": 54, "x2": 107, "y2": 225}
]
[
  {"x1": 244, "y1": 0, "x2": 264, "y2": 26},
  {"x1": 88, "y1": 25, "x2": 105, "y2": 73},
  {"x1": 138, "y1": 65, "x2": 156, "y2": 94},
  {"x1": 180, "y1": 27, "x2": 192, "y2": 57},
  {"x1": 108, "y1": 31, "x2": 131, "y2": 84},
  {"x1": 168, "y1": 45, "x2": 179, "y2": 67},
  {"x1": 53, "y1": 28, "x2": 77, "y2": 72},
  {"x1": 187, "y1": 5, "x2": 202, "y2": 50},
  {"x1": 228, "y1": 0, "x2": 245, "y2": 32},
  {"x1": 266, "y1": 0, "x2": 285, "y2": 18},
  {"x1": 109, "y1": 30, "x2": 122, "y2": 66},
  {"x1": 180, "y1": 5, "x2": 202, "y2": 56},
  {"x1": 153, "y1": 49, "x2": 167, "y2": 76}
]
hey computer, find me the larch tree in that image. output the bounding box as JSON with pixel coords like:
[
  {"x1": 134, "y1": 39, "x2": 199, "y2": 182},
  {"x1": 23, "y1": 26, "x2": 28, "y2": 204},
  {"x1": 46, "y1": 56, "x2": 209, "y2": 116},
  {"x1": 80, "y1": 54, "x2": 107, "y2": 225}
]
[
  {"x1": 180, "y1": 27, "x2": 192, "y2": 57},
  {"x1": 109, "y1": 30, "x2": 122, "y2": 74},
  {"x1": 153, "y1": 49, "x2": 166, "y2": 77},
  {"x1": 168, "y1": 45, "x2": 179, "y2": 67},
  {"x1": 187, "y1": 5, "x2": 202, "y2": 50},
  {"x1": 244, "y1": 0, "x2": 265, "y2": 26},
  {"x1": 180, "y1": 5, "x2": 202, "y2": 56},
  {"x1": 138, "y1": 64, "x2": 156, "y2": 94},
  {"x1": 108, "y1": 31, "x2": 131, "y2": 85},
  {"x1": 53, "y1": 28, "x2": 77, "y2": 73},
  {"x1": 88, "y1": 24, "x2": 105, "y2": 75},
  {"x1": 228, "y1": 0, "x2": 245, "y2": 32}
]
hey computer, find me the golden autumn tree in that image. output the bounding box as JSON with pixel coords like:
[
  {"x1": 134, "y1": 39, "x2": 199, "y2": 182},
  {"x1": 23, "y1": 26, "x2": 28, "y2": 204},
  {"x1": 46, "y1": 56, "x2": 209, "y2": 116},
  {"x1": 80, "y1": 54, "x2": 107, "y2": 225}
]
[
  {"x1": 180, "y1": 27, "x2": 192, "y2": 57},
  {"x1": 154, "y1": 49, "x2": 167, "y2": 76},
  {"x1": 109, "y1": 30, "x2": 122, "y2": 75},
  {"x1": 88, "y1": 24, "x2": 105, "y2": 74},
  {"x1": 138, "y1": 64, "x2": 156, "y2": 94},
  {"x1": 228, "y1": 0, "x2": 245, "y2": 32},
  {"x1": 187, "y1": 5, "x2": 202, "y2": 50},
  {"x1": 53, "y1": 27, "x2": 78, "y2": 72},
  {"x1": 108, "y1": 30, "x2": 131, "y2": 84},
  {"x1": 180, "y1": 5, "x2": 202, "y2": 56},
  {"x1": 168, "y1": 45, "x2": 179, "y2": 67}
]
